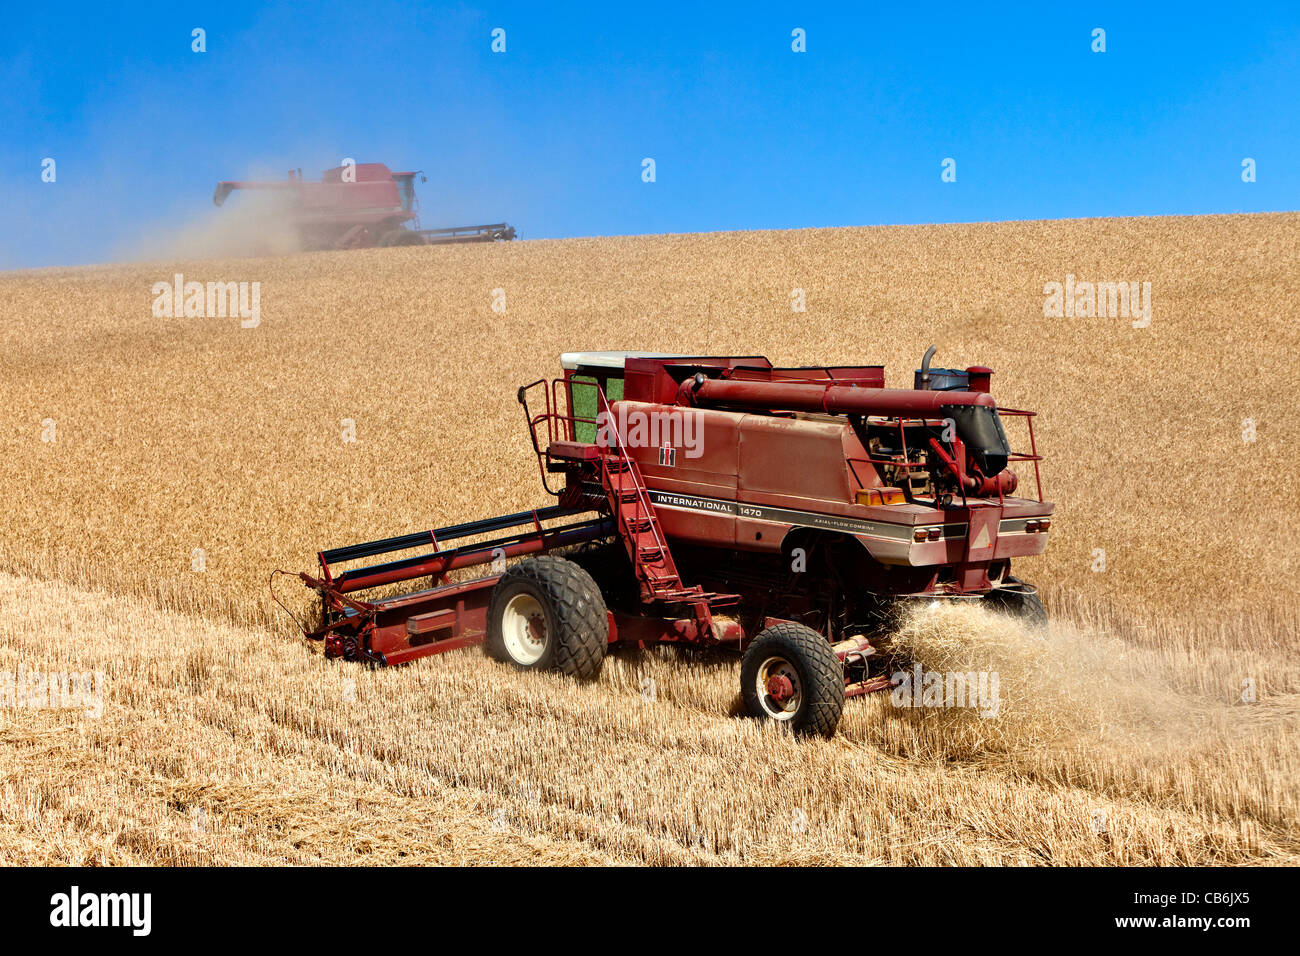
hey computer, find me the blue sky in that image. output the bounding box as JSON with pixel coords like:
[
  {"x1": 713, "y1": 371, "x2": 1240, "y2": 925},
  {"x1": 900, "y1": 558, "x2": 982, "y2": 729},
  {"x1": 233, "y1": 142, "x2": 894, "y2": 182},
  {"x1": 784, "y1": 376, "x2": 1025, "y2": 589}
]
[{"x1": 2, "y1": 1, "x2": 1297, "y2": 268}]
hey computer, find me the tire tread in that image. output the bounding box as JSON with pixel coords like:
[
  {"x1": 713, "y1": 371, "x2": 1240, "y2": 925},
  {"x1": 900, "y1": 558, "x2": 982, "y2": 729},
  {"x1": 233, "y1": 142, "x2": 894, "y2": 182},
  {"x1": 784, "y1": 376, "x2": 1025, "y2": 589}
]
[
  {"x1": 741, "y1": 622, "x2": 845, "y2": 738},
  {"x1": 485, "y1": 556, "x2": 607, "y2": 680}
]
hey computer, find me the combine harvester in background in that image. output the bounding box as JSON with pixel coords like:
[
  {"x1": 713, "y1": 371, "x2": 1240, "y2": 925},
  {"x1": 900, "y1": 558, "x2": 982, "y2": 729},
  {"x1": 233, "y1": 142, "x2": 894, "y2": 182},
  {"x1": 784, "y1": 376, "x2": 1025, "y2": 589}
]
[
  {"x1": 213, "y1": 162, "x2": 516, "y2": 250},
  {"x1": 285, "y1": 348, "x2": 1053, "y2": 738}
]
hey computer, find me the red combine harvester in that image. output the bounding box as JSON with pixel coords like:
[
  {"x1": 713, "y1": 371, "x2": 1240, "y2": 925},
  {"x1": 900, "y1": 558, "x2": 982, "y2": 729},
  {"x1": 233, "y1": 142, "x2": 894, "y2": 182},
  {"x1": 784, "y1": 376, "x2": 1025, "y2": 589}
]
[
  {"x1": 289, "y1": 348, "x2": 1052, "y2": 737},
  {"x1": 213, "y1": 162, "x2": 516, "y2": 250}
]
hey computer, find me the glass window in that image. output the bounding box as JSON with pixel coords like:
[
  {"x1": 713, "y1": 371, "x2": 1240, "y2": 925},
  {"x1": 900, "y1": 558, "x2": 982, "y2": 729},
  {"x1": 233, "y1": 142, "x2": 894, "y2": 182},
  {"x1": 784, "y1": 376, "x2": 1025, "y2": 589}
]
[{"x1": 570, "y1": 374, "x2": 624, "y2": 443}]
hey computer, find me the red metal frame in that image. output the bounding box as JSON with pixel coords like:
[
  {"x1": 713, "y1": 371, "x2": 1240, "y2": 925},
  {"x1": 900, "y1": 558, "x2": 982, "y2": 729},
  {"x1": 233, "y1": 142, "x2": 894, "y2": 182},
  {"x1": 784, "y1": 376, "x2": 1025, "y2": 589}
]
[
  {"x1": 290, "y1": 353, "x2": 1052, "y2": 709},
  {"x1": 997, "y1": 408, "x2": 1045, "y2": 502},
  {"x1": 213, "y1": 162, "x2": 516, "y2": 250}
]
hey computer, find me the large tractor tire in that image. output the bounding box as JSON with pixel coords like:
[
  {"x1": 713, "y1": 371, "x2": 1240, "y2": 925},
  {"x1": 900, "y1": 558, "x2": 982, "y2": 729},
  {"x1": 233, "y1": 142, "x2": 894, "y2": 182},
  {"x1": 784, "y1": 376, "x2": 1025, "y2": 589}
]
[
  {"x1": 740, "y1": 622, "x2": 845, "y2": 738},
  {"x1": 982, "y1": 579, "x2": 1048, "y2": 631},
  {"x1": 485, "y1": 556, "x2": 608, "y2": 680}
]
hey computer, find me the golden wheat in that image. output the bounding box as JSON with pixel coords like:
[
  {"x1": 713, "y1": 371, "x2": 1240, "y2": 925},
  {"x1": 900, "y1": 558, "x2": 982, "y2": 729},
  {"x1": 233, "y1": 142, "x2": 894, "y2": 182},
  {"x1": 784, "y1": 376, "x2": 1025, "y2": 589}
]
[
  {"x1": 1, "y1": 574, "x2": 1293, "y2": 865},
  {"x1": 0, "y1": 213, "x2": 1296, "y2": 864}
]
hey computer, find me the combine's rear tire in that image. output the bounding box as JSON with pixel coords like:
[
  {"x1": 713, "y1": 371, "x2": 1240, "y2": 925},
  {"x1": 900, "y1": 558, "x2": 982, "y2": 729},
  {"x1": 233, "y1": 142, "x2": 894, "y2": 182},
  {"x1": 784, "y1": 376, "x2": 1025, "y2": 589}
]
[
  {"x1": 485, "y1": 556, "x2": 608, "y2": 680},
  {"x1": 741, "y1": 622, "x2": 845, "y2": 738},
  {"x1": 983, "y1": 580, "x2": 1048, "y2": 631}
]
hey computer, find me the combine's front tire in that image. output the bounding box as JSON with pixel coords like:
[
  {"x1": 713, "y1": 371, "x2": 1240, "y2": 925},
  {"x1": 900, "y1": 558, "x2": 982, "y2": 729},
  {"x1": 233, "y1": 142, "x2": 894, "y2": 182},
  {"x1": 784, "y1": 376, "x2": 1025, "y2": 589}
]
[
  {"x1": 983, "y1": 580, "x2": 1048, "y2": 630},
  {"x1": 485, "y1": 556, "x2": 608, "y2": 680},
  {"x1": 741, "y1": 622, "x2": 845, "y2": 738}
]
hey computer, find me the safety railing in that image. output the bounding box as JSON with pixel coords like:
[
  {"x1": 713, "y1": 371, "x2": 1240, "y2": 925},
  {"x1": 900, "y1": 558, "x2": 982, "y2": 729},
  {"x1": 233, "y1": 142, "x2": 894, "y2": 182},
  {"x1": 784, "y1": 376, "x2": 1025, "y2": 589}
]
[
  {"x1": 518, "y1": 375, "x2": 607, "y2": 449},
  {"x1": 592, "y1": 387, "x2": 675, "y2": 580},
  {"x1": 849, "y1": 410, "x2": 1045, "y2": 506},
  {"x1": 516, "y1": 376, "x2": 675, "y2": 588},
  {"x1": 996, "y1": 408, "x2": 1045, "y2": 502},
  {"x1": 518, "y1": 377, "x2": 600, "y2": 494},
  {"x1": 519, "y1": 382, "x2": 1046, "y2": 506}
]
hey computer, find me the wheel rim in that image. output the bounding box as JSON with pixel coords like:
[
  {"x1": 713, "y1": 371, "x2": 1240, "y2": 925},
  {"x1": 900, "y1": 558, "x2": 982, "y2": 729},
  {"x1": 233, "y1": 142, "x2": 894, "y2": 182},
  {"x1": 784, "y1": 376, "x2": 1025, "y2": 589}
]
[
  {"x1": 755, "y1": 655, "x2": 803, "y2": 719},
  {"x1": 501, "y1": 593, "x2": 548, "y2": 665}
]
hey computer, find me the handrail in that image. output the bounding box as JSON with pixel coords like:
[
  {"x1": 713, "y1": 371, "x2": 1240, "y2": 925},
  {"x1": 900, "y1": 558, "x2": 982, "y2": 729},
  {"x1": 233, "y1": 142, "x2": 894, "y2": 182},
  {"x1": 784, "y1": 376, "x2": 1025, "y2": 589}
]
[
  {"x1": 518, "y1": 377, "x2": 674, "y2": 574},
  {"x1": 852, "y1": 408, "x2": 1045, "y2": 504},
  {"x1": 521, "y1": 378, "x2": 1046, "y2": 506},
  {"x1": 517, "y1": 380, "x2": 560, "y2": 495},
  {"x1": 591, "y1": 385, "x2": 674, "y2": 571},
  {"x1": 996, "y1": 408, "x2": 1045, "y2": 502}
]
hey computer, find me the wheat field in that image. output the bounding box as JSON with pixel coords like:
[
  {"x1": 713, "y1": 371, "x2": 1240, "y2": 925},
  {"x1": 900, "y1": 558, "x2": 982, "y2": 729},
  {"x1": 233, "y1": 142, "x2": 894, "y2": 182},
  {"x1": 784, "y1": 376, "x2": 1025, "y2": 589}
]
[{"x1": 1, "y1": 213, "x2": 1297, "y2": 864}]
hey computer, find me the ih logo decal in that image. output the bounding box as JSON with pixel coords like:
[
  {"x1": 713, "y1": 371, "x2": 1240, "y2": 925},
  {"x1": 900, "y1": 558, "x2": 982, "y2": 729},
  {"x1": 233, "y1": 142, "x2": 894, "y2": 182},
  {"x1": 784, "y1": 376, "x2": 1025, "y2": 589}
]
[{"x1": 658, "y1": 446, "x2": 677, "y2": 467}]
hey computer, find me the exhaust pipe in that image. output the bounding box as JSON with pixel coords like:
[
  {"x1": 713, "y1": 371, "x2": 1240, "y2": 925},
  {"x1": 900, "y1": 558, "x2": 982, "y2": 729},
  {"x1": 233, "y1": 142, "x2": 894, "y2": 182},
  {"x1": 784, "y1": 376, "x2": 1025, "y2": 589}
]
[{"x1": 917, "y1": 345, "x2": 937, "y2": 390}]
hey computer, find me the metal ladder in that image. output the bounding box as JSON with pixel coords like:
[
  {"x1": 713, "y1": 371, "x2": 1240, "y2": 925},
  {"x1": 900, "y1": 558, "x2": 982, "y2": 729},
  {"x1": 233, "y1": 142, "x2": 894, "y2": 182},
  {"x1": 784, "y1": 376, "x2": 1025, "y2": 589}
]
[
  {"x1": 595, "y1": 420, "x2": 736, "y2": 621},
  {"x1": 599, "y1": 454, "x2": 698, "y2": 603}
]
